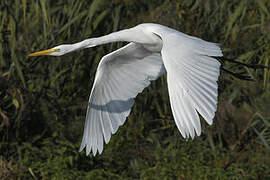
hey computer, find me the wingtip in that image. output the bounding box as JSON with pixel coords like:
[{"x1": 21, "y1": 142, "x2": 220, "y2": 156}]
[
  {"x1": 195, "y1": 127, "x2": 202, "y2": 137},
  {"x1": 79, "y1": 143, "x2": 86, "y2": 152}
]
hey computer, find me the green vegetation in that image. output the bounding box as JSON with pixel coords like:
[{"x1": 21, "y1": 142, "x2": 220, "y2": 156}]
[{"x1": 1, "y1": 0, "x2": 270, "y2": 179}]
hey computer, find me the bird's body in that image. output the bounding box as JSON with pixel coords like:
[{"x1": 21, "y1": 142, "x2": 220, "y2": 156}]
[{"x1": 29, "y1": 23, "x2": 223, "y2": 156}]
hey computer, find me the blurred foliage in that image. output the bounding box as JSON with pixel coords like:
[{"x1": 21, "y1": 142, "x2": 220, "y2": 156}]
[{"x1": 1, "y1": 0, "x2": 270, "y2": 179}]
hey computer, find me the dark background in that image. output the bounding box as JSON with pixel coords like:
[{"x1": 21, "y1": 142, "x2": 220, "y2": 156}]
[{"x1": 1, "y1": 0, "x2": 270, "y2": 179}]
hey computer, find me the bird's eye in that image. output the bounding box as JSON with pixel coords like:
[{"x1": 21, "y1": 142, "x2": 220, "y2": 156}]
[{"x1": 54, "y1": 48, "x2": 61, "y2": 52}]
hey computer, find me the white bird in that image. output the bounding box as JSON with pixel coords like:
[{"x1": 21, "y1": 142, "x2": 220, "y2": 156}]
[{"x1": 29, "y1": 23, "x2": 222, "y2": 156}]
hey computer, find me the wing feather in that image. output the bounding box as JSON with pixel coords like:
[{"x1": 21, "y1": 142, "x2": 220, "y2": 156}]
[
  {"x1": 80, "y1": 42, "x2": 165, "y2": 155},
  {"x1": 153, "y1": 28, "x2": 222, "y2": 138}
]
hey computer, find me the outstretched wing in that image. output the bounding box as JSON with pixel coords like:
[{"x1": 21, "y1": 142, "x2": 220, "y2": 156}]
[
  {"x1": 80, "y1": 42, "x2": 165, "y2": 156},
  {"x1": 154, "y1": 29, "x2": 222, "y2": 139}
]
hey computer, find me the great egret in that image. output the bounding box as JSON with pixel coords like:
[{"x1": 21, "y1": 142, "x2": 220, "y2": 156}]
[{"x1": 29, "y1": 23, "x2": 223, "y2": 156}]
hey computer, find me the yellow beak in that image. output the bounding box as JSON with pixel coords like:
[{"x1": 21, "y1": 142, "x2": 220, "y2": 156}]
[{"x1": 28, "y1": 48, "x2": 58, "y2": 56}]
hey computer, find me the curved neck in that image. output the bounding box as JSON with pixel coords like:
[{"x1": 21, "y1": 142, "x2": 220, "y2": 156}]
[
  {"x1": 73, "y1": 28, "x2": 137, "y2": 50},
  {"x1": 67, "y1": 26, "x2": 161, "y2": 53}
]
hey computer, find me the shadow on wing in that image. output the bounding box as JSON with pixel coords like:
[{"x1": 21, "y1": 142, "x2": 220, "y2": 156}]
[{"x1": 89, "y1": 98, "x2": 134, "y2": 113}]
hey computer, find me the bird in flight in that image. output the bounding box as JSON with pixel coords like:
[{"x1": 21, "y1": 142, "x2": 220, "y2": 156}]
[{"x1": 29, "y1": 23, "x2": 223, "y2": 156}]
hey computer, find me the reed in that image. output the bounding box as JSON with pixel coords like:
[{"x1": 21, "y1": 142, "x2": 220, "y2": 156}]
[{"x1": 0, "y1": 0, "x2": 269, "y2": 179}]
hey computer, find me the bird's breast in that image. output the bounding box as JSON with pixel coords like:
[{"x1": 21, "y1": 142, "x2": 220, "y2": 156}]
[
  {"x1": 141, "y1": 31, "x2": 163, "y2": 52},
  {"x1": 142, "y1": 43, "x2": 162, "y2": 52}
]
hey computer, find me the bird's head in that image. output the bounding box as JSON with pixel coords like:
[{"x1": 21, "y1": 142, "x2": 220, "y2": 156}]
[{"x1": 28, "y1": 44, "x2": 73, "y2": 57}]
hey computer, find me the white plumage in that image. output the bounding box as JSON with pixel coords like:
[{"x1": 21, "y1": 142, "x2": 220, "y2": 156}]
[{"x1": 29, "y1": 23, "x2": 223, "y2": 156}]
